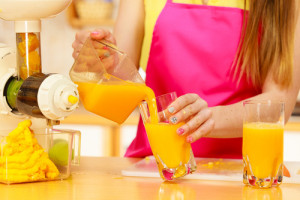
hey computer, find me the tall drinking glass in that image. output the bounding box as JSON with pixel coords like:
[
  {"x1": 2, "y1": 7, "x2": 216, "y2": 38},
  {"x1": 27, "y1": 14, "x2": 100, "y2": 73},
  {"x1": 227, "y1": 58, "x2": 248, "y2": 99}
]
[
  {"x1": 243, "y1": 100, "x2": 284, "y2": 188},
  {"x1": 139, "y1": 92, "x2": 197, "y2": 181}
]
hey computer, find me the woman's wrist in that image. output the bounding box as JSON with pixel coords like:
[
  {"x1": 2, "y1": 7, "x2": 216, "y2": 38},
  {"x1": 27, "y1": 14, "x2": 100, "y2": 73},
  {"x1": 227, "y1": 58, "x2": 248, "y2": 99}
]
[{"x1": 208, "y1": 105, "x2": 243, "y2": 138}]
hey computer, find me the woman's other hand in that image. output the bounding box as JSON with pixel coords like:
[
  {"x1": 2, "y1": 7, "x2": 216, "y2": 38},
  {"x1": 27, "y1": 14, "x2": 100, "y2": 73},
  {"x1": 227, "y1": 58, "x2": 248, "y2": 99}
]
[
  {"x1": 167, "y1": 94, "x2": 215, "y2": 143},
  {"x1": 72, "y1": 29, "x2": 116, "y2": 59}
]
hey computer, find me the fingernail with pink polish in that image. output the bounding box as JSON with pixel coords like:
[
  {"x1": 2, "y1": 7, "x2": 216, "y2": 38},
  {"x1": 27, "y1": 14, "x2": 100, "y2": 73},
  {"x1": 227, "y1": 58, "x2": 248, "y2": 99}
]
[
  {"x1": 177, "y1": 128, "x2": 185, "y2": 135},
  {"x1": 186, "y1": 137, "x2": 193, "y2": 143},
  {"x1": 91, "y1": 31, "x2": 99, "y2": 36}
]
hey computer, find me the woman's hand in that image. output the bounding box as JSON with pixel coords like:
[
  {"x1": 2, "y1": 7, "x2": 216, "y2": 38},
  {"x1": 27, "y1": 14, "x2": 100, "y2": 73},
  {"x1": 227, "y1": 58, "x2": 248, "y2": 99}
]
[
  {"x1": 72, "y1": 29, "x2": 116, "y2": 59},
  {"x1": 167, "y1": 94, "x2": 215, "y2": 143},
  {"x1": 71, "y1": 29, "x2": 117, "y2": 73}
]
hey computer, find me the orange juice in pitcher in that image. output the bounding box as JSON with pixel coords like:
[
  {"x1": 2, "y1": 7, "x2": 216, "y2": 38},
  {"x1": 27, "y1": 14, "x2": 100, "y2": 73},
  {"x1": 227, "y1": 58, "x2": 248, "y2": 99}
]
[{"x1": 75, "y1": 77, "x2": 157, "y2": 124}]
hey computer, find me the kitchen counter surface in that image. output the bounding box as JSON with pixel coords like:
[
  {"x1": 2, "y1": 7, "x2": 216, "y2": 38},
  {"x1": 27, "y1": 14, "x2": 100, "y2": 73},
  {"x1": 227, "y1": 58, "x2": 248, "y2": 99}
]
[{"x1": 0, "y1": 157, "x2": 299, "y2": 200}]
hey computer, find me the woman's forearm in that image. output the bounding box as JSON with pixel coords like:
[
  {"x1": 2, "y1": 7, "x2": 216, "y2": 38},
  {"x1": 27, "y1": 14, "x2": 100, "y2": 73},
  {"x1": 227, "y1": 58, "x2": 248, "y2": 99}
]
[
  {"x1": 114, "y1": 0, "x2": 145, "y2": 67},
  {"x1": 210, "y1": 103, "x2": 244, "y2": 138},
  {"x1": 210, "y1": 89, "x2": 299, "y2": 139}
]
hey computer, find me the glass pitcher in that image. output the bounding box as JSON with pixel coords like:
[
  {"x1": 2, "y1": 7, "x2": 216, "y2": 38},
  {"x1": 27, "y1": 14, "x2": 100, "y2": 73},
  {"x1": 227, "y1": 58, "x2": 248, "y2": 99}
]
[{"x1": 69, "y1": 38, "x2": 147, "y2": 124}]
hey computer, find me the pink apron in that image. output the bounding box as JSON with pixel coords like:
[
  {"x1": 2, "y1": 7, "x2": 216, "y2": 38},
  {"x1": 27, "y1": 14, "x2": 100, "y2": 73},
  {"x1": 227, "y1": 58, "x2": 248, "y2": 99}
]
[{"x1": 125, "y1": 0, "x2": 260, "y2": 158}]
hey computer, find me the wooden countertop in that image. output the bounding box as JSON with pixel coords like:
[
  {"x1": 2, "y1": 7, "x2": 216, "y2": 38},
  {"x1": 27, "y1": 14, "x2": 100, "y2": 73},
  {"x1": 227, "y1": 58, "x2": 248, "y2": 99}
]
[{"x1": 0, "y1": 157, "x2": 299, "y2": 200}]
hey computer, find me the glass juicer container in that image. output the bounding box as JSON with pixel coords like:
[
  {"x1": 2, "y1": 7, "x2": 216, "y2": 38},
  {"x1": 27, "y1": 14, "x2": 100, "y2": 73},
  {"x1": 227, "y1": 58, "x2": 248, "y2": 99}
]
[{"x1": 0, "y1": 123, "x2": 81, "y2": 184}]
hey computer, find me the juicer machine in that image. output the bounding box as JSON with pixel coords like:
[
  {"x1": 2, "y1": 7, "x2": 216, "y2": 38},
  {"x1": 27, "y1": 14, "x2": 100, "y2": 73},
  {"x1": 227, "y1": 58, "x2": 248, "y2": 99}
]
[
  {"x1": 0, "y1": 0, "x2": 79, "y2": 130},
  {"x1": 0, "y1": 0, "x2": 82, "y2": 184}
]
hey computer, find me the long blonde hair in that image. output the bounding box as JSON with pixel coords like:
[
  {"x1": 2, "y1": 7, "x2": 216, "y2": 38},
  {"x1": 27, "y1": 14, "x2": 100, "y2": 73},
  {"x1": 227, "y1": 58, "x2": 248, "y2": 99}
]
[{"x1": 235, "y1": 0, "x2": 297, "y2": 88}]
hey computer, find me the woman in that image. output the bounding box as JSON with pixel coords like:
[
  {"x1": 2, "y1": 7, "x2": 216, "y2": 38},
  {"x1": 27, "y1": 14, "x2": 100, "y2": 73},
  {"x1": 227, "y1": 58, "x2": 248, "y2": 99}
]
[{"x1": 72, "y1": 0, "x2": 300, "y2": 158}]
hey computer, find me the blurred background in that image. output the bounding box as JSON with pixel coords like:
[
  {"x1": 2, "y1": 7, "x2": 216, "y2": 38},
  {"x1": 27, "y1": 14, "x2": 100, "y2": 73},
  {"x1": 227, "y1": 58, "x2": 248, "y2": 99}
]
[{"x1": 0, "y1": 0, "x2": 299, "y2": 160}]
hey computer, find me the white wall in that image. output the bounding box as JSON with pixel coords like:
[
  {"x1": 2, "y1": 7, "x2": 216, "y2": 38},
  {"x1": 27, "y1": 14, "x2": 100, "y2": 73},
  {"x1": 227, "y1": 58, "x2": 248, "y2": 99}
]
[{"x1": 285, "y1": 131, "x2": 300, "y2": 162}]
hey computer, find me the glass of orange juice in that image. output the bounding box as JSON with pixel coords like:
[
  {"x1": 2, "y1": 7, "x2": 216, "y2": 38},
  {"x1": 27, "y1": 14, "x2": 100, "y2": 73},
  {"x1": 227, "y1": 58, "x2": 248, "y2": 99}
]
[
  {"x1": 139, "y1": 92, "x2": 197, "y2": 181},
  {"x1": 243, "y1": 100, "x2": 284, "y2": 188}
]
